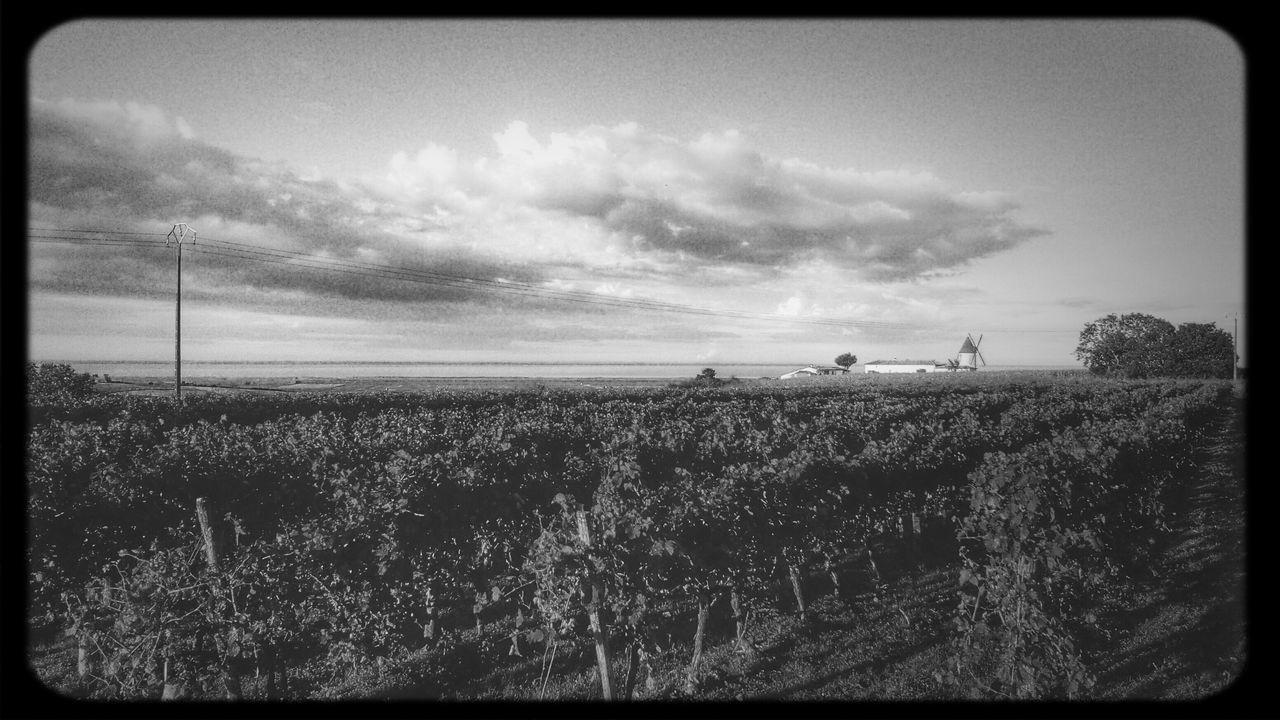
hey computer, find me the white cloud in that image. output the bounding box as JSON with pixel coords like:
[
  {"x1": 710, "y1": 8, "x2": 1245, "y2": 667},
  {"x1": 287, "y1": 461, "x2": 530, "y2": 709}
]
[
  {"x1": 38, "y1": 98, "x2": 193, "y2": 145},
  {"x1": 774, "y1": 295, "x2": 807, "y2": 317},
  {"x1": 381, "y1": 121, "x2": 1045, "y2": 280},
  {"x1": 30, "y1": 100, "x2": 1046, "y2": 328},
  {"x1": 593, "y1": 282, "x2": 633, "y2": 298}
]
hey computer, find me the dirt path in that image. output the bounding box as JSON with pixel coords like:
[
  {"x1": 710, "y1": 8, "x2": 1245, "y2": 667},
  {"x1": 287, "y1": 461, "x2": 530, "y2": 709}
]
[{"x1": 1090, "y1": 385, "x2": 1246, "y2": 698}]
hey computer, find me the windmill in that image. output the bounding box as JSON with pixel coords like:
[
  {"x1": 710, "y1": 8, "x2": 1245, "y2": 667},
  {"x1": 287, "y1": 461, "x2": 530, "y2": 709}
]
[{"x1": 944, "y1": 334, "x2": 986, "y2": 371}]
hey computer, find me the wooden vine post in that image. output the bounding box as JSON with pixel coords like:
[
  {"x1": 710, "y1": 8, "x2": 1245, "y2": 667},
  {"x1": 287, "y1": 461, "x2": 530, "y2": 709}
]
[
  {"x1": 730, "y1": 586, "x2": 754, "y2": 656},
  {"x1": 911, "y1": 512, "x2": 924, "y2": 562},
  {"x1": 576, "y1": 508, "x2": 615, "y2": 701},
  {"x1": 902, "y1": 511, "x2": 921, "y2": 565},
  {"x1": 824, "y1": 556, "x2": 842, "y2": 601},
  {"x1": 619, "y1": 607, "x2": 641, "y2": 700},
  {"x1": 619, "y1": 591, "x2": 654, "y2": 700},
  {"x1": 685, "y1": 585, "x2": 711, "y2": 694},
  {"x1": 161, "y1": 672, "x2": 182, "y2": 700},
  {"x1": 196, "y1": 498, "x2": 220, "y2": 573},
  {"x1": 473, "y1": 590, "x2": 486, "y2": 633},
  {"x1": 423, "y1": 584, "x2": 440, "y2": 643},
  {"x1": 866, "y1": 546, "x2": 882, "y2": 586},
  {"x1": 474, "y1": 538, "x2": 490, "y2": 632},
  {"x1": 77, "y1": 634, "x2": 91, "y2": 680},
  {"x1": 621, "y1": 640, "x2": 639, "y2": 701},
  {"x1": 787, "y1": 559, "x2": 807, "y2": 623},
  {"x1": 78, "y1": 577, "x2": 112, "y2": 681},
  {"x1": 195, "y1": 497, "x2": 242, "y2": 700}
]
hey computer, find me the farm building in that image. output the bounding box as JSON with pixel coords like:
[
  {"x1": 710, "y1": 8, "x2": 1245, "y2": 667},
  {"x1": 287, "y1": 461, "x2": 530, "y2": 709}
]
[
  {"x1": 864, "y1": 360, "x2": 943, "y2": 374},
  {"x1": 779, "y1": 365, "x2": 850, "y2": 379},
  {"x1": 866, "y1": 336, "x2": 987, "y2": 374}
]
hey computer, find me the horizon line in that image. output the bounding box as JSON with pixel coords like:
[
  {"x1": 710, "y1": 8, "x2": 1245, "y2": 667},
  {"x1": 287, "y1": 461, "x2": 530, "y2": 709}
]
[{"x1": 37, "y1": 359, "x2": 1085, "y2": 368}]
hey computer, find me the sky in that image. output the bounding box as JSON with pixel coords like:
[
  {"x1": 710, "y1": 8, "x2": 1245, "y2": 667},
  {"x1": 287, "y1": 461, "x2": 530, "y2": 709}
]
[{"x1": 24, "y1": 18, "x2": 1247, "y2": 368}]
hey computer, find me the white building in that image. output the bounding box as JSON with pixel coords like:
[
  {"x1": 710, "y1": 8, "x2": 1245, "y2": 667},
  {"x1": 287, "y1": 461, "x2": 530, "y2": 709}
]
[
  {"x1": 864, "y1": 359, "x2": 943, "y2": 374},
  {"x1": 779, "y1": 365, "x2": 850, "y2": 379}
]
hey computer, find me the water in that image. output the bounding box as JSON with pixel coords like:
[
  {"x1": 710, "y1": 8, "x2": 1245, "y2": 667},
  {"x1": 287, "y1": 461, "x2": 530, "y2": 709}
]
[{"x1": 56, "y1": 360, "x2": 1081, "y2": 380}]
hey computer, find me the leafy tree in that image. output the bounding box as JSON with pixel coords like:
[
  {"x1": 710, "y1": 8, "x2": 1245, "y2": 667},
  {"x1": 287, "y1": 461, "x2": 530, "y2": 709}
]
[
  {"x1": 671, "y1": 368, "x2": 724, "y2": 389},
  {"x1": 1075, "y1": 313, "x2": 1234, "y2": 378},
  {"x1": 834, "y1": 353, "x2": 858, "y2": 370},
  {"x1": 27, "y1": 362, "x2": 96, "y2": 404},
  {"x1": 1164, "y1": 323, "x2": 1235, "y2": 378},
  {"x1": 1075, "y1": 313, "x2": 1175, "y2": 377},
  {"x1": 694, "y1": 368, "x2": 724, "y2": 386}
]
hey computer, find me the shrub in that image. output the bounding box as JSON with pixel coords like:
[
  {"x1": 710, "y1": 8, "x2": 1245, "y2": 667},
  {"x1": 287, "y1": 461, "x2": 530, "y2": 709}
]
[{"x1": 27, "y1": 362, "x2": 96, "y2": 404}]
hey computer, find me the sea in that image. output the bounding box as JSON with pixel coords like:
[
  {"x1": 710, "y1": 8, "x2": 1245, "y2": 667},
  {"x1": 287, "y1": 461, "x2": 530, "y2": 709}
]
[{"x1": 57, "y1": 361, "x2": 1081, "y2": 380}]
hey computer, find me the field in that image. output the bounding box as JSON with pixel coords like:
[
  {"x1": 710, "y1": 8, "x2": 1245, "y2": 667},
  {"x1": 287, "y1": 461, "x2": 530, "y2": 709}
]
[{"x1": 24, "y1": 371, "x2": 1246, "y2": 704}]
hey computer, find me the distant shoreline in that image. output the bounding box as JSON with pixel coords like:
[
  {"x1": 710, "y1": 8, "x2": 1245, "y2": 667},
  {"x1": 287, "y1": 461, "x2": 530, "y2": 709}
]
[
  {"x1": 90, "y1": 374, "x2": 716, "y2": 395},
  {"x1": 44, "y1": 360, "x2": 1085, "y2": 369},
  {"x1": 88, "y1": 367, "x2": 1093, "y2": 396}
]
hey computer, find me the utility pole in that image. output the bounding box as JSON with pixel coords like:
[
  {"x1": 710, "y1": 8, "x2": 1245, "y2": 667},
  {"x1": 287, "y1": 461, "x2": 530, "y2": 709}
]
[
  {"x1": 1233, "y1": 312, "x2": 1238, "y2": 382},
  {"x1": 166, "y1": 224, "x2": 197, "y2": 400}
]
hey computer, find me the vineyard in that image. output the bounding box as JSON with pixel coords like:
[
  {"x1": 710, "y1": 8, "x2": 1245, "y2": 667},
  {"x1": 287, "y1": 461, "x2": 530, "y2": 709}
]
[{"x1": 25, "y1": 373, "x2": 1241, "y2": 701}]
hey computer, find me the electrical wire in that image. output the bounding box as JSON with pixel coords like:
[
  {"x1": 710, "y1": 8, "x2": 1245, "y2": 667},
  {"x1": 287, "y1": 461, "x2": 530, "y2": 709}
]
[
  {"x1": 195, "y1": 235, "x2": 911, "y2": 329},
  {"x1": 28, "y1": 226, "x2": 1075, "y2": 334}
]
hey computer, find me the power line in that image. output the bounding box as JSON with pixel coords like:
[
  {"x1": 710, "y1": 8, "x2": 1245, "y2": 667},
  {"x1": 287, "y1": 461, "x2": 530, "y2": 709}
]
[
  {"x1": 30, "y1": 228, "x2": 904, "y2": 329},
  {"x1": 29, "y1": 225, "x2": 1076, "y2": 334},
  {"x1": 29, "y1": 226, "x2": 172, "y2": 236},
  {"x1": 31, "y1": 237, "x2": 165, "y2": 249},
  {"x1": 193, "y1": 235, "x2": 916, "y2": 329},
  {"x1": 34, "y1": 227, "x2": 830, "y2": 320}
]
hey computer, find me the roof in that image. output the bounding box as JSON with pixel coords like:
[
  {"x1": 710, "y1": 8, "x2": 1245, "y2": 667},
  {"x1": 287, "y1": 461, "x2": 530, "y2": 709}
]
[
  {"x1": 865, "y1": 359, "x2": 939, "y2": 366},
  {"x1": 779, "y1": 365, "x2": 850, "y2": 378},
  {"x1": 959, "y1": 337, "x2": 977, "y2": 353}
]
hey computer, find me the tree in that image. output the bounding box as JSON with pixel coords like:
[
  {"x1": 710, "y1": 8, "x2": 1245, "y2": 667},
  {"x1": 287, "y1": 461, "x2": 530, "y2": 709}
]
[
  {"x1": 1075, "y1": 313, "x2": 1174, "y2": 377},
  {"x1": 1075, "y1": 313, "x2": 1233, "y2": 379},
  {"x1": 834, "y1": 353, "x2": 858, "y2": 370},
  {"x1": 1164, "y1": 323, "x2": 1235, "y2": 378},
  {"x1": 690, "y1": 368, "x2": 723, "y2": 387}
]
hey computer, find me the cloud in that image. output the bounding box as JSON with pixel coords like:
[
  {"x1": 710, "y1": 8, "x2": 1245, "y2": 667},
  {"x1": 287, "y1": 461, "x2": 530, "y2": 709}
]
[
  {"x1": 30, "y1": 100, "x2": 1045, "y2": 324},
  {"x1": 775, "y1": 294, "x2": 819, "y2": 317},
  {"x1": 383, "y1": 121, "x2": 1047, "y2": 280},
  {"x1": 31, "y1": 98, "x2": 315, "y2": 225},
  {"x1": 28, "y1": 98, "x2": 553, "y2": 308}
]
